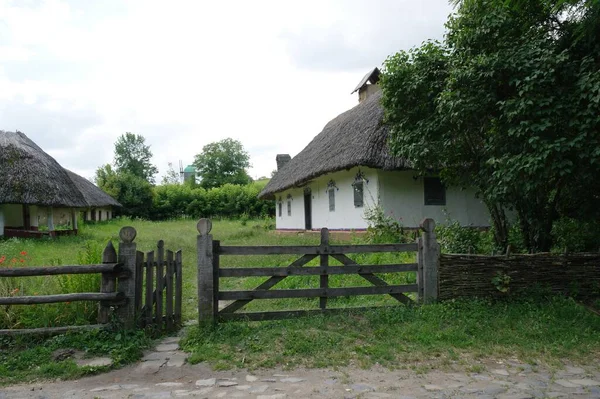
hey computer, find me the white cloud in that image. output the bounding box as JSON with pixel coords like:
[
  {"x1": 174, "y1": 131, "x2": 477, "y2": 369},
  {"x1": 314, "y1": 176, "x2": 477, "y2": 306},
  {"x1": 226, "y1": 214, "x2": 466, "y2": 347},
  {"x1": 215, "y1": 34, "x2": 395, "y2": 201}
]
[{"x1": 0, "y1": 0, "x2": 452, "y2": 180}]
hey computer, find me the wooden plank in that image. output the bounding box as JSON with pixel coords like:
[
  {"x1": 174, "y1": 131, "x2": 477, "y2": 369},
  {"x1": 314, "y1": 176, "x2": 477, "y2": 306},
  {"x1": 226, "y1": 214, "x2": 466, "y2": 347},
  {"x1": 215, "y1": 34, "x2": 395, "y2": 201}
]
[
  {"x1": 98, "y1": 241, "x2": 118, "y2": 324},
  {"x1": 219, "y1": 254, "x2": 317, "y2": 314},
  {"x1": 174, "y1": 250, "x2": 183, "y2": 326},
  {"x1": 135, "y1": 251, "x2": 144, "y2": 317},
  {"x1": 156, "y1": 241, "x2": 165, "y2": 330},
  {"x1": 331, "y1": 254, "x2": 414, "y2": 305},
  {"x1": 416, "y1": 237, "x2": 424, "y2": 302},
  {"x1": 212, "y1": 241, "x2": 220, "y2": 323},
  {"x1": 197, "y1": 232, "x2": 215, "y2": 325},
  {"x1": 320, "y1": 228, "x2": 329, "y2": 310},
  {"x1": 219, "y1": 285, "x2": 418, "y2": 300},
  {"x1": 219, "y1": 306, "x2": 401, "y2": 322},
  {"x1": 145, "y1": 251, "x2": 155, "y2": 328},
  {"x1": 421, "y1": 219, "x2": 439, "y2": 303},
  {"x1": 219, "y1": 264, "x2": 418, "y2": 277},
  {"x1": 165, "y1": 250, "x2": 174, "y2": 332},
  {"x1": 0, "y1": 263, "x2": 122, "y2": 277},
  {"x1": 0, "y1": 292, "x2": 123, "y2": 305},
  {"x1": 0, "y1": 324, "x2": 110, "y2": 336},
  {"x1": 218, "y1": 243, "x2": 418, "y2": 255}
]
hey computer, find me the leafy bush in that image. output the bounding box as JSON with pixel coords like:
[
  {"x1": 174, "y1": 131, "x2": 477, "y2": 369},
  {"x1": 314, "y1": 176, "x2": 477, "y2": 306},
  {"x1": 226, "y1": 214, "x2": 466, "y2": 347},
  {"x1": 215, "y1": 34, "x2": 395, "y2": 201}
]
[
  {"x1": 152, "y1": 181, "x2": 274, "y2": 220},
  {"x1": 363, "y1": 205, "x2": 406, "y2": 243},
  {"x1": 552, "y1": 217, "x2": 600, "y2": 253},
  {"x1": 436, "y1": 219, "x2": 483, "y2": 254}
]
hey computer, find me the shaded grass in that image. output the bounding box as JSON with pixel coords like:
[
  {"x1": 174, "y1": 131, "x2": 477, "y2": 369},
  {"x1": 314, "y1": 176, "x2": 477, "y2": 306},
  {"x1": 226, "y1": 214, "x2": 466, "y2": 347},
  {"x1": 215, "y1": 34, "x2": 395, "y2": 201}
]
[
  {"x1": 181, "y1": 295, "x2": 600, "y2": 370},
  {"x1": 0, "y1": 327, "x2": 152, "y2": 386}
]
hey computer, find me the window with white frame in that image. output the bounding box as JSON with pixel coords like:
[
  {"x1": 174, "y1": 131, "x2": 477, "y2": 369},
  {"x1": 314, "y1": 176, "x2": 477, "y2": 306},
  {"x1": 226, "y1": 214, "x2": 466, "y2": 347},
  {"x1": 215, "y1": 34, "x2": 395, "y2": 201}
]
[{"x1": 327, "y1": 180, "x2": 337, "y2": 212}]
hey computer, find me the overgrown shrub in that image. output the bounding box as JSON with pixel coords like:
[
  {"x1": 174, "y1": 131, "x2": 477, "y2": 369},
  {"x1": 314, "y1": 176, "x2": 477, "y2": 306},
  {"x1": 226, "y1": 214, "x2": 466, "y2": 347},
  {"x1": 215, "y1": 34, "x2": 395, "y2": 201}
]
[
  {"x1": 152, "y1": 181, "x2": 274, "y2": 220},
  {"x1": 363, "y1": 205, "x2": 407, "y2": 243},
  {"x1": 552, "y1": 217, "x2": 600, "y2": 253},
  {"x1": 436, "y1": 219, "x2": 483, "y2": 254}
]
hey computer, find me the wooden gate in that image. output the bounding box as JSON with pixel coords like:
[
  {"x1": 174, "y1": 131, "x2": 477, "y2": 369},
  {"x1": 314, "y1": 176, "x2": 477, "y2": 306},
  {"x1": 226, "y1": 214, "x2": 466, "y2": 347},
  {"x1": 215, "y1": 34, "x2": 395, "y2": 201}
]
[
  {"x1": 136, "y1": 240, "x2": 183, "y2": 332},
  {"x1": 196, "y1": 218, "x2": 439, "y2": 324}
]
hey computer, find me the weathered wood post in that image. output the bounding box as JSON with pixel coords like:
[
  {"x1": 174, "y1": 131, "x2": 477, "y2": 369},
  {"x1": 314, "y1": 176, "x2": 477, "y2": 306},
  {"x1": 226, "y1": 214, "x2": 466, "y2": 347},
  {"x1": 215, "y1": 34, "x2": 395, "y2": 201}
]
[
  {"x1": 98, "y1": 240, "x2": 117, "y2": 324},
  {"x1": 420, "y1": 218, "x2": 439, "y2": 304},
  {"x1": 197, "y1": 218, "x2": 215, "y2": 325},
  {"x1": 416, "y1": 236, "x2": 424, "y2": 303},
  {"x1": 117, "y1": 226, "x2": 137, "y2": 328},
  {"x1": 319, "y1": 228, "x2": 329, "y2": 310}
]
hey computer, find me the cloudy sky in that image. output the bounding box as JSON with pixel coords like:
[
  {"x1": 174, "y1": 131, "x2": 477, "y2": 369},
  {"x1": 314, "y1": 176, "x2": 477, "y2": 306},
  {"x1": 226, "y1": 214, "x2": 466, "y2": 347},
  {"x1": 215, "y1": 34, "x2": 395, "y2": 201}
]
[{"x1": 0, "y1": 0, "x2": 453, "y2": 181}]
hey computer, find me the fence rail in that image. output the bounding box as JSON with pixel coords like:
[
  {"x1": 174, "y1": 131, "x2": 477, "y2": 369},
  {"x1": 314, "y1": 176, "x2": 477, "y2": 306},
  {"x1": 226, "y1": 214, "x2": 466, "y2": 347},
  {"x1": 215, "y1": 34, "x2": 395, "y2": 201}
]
[
  {"x1": 195, "y1": 218, "x2": 440, "y2": 324},
  {"x1": 0, "y1": 227, "x2": 183, "y2": 336}
]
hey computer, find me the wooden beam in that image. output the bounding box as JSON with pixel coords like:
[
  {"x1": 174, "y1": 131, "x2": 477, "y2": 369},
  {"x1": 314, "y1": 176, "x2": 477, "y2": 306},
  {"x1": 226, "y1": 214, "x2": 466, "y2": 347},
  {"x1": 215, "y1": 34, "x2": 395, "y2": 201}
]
[
  {"x1": 0, "y1": 263, "x2": 122, "y2": 277},
  {"x1": 219, "y1": 263, "x2": 418, "y2": 277},
  {"x1": 0, "y1": 324, "x2": 110, "y2": 336},
  {"x1": 218, "y1": 243, "x2": 418, "y2": 255},
  {"x1": 0, "y1": 292, "x2": 123, "y2": 305},
  {"x1": 218, "y1": 254, "x2": 317, "y2": 314},
  {"x1": 219, "y1": 306, "x2": 402, "y2": 322},
  {"x1": 218, "y1": 285, "x2": 418, "y2": 301},
  {"x1": 331, "y1": 254, "x2": 414, "y2": 305}
]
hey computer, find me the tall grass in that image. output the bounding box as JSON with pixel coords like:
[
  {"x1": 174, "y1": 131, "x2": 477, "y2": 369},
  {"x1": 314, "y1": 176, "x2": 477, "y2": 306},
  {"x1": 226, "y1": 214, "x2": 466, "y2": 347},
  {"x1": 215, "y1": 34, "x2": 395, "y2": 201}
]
[{"x1": 2, "y1": 217, "x2": 411, "y2": 328}]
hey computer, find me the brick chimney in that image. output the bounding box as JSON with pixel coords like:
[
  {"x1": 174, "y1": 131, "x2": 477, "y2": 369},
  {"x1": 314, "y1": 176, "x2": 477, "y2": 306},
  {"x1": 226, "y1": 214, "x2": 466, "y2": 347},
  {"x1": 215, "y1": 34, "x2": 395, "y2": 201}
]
[{"x1": 276, "y1": 154, "x2": 291, "y2": 171}]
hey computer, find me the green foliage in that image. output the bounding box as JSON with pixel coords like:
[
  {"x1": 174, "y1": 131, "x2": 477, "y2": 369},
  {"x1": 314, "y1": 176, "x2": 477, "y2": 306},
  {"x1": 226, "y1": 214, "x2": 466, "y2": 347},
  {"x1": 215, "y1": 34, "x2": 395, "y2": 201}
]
[
  {"x1": 152, "y1": 181, "x2": 274, "y2": 220},
  {"x1": 363, "y1": 205, "x2": 406, "y2": 243},
  {"x1": 0, "y1": 328, "x2": 151, "y2": 385},
  {"x1": 491, "y1": 271, "x2": 511, "y2": 293},
  {"x1": 113, "y1": 132, "x2": 158, "y2": 183},
  {"x1": 193, "y1": 138, "x2": 251, "y2": 189},
  {"x1": 99, "y1": 171, "x2": 154, "y2": 219},
  {"x1": 551, "y1": 217, "x2": 600, "y2": 252},
  {"x1": 436, "y1": 220, "x2": 483, "y2": 254},
  {"x1": 181, "y1": 295, "x2": 600, "y2": 370},
  {"x1": 381, "y1": 0, "x2": 600, "y2": 252}
]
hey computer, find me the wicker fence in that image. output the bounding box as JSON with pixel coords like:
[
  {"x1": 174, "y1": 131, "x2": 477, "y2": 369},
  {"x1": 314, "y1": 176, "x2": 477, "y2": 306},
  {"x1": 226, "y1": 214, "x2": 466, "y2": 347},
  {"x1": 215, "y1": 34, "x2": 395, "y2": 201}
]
[{"x1": 439, "y1": 252, "x2": 600, "y2": 300}]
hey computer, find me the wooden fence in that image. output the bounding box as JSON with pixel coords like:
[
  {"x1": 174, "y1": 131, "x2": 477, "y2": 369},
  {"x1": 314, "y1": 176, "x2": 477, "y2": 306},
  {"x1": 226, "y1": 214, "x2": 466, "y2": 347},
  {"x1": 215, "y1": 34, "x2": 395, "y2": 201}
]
[
  {"x1": 137, "y1": 239, "x2": 183, "y2": 332},
  {"x1": 0, "y1": 226, "x2": 183, "y2": 335},
  {"x1": 196, "y1": 218, "x2": 440, "y2": 324}
]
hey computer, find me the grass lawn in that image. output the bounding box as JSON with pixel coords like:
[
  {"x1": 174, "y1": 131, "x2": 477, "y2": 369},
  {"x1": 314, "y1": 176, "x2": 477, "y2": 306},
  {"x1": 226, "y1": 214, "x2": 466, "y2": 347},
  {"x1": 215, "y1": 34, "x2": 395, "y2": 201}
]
[{"x1": 1, "y1": 218, "x2": 600, "y2": 384}]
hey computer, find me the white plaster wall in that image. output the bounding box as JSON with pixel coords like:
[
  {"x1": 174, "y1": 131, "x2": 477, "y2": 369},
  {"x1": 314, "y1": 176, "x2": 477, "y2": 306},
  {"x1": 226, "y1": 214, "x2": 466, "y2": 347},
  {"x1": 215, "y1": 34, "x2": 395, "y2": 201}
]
[
  {"x1": 274, "y1": 167, "x2": 379, "y2": 230},
  {"x1": 3, "y1": 204, "x2": 23, "y2": 227},
  {"x1": 30, "y1": 206, "x2": 39, "y2": 228},
  {"x1": 378, "y1": 170, "x2": 490, "y2": 228},
  {"x1": 274, "y1": 187, "x2": 306, "y2": 229}
]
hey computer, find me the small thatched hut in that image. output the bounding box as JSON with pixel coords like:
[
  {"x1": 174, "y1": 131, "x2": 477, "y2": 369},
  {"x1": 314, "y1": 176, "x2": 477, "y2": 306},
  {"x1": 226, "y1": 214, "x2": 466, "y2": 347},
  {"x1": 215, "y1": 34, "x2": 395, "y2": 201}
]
[
  {"x1": 0, "y1": 131, "x2": 120, "y2": 238},
  {"x1": 259, "y1": 68, "x2": 490, "y2": 231},
  {"x1": 65, "y1": 170, "x2": 121, "y2": 222}
]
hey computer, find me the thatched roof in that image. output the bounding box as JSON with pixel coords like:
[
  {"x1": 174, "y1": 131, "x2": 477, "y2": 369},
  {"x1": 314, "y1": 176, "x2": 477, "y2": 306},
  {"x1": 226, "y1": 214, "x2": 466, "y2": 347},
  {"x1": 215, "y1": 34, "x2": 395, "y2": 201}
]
[
  {"x1": 0, "y1": 131, "x2": 88, "y2": 207},
  {"x1": 259, "y1": 91, "x2": 409, "y2": 200},
  {"x1": 65, "y1": 170, "x2": 122, "y2": 208}
]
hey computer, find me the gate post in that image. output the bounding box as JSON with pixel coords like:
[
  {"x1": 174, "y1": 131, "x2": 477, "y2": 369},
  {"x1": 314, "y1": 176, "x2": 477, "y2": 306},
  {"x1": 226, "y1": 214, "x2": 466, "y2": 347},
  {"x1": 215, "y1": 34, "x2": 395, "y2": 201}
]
[
  {"x1": 197, "y1": 218, "x2": 215, "y2": 325},
  {"x1": 117, "y1": 226, "x2": 138, "y2": 328},
  {"x1": 420, "y1": 218, "x2": 439, "y2": 304}
]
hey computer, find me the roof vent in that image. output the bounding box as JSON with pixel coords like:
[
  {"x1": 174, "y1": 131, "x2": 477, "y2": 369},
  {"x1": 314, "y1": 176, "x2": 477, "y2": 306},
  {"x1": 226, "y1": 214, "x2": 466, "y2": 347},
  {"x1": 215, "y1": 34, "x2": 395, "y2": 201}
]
[
  {"x1": 351, "y1": 67, "x2": 381, "y2": 103},
  {"x1": 276, "y1": 154, "x2": 291, "y2": 171}
]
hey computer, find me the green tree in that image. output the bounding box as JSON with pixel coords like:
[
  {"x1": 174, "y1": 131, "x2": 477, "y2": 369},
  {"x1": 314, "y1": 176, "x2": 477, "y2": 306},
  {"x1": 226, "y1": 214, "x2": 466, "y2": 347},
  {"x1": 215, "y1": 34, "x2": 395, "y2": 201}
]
[
  {"x1": 161, "y1": 162, "x2": 181, "y2": 185},
  {"x1": 193, "y1": 138, "x2": 252, "y2": 189},
  {"x1": 100, "y1": 172, "x2": 154, "y2": 219},
  {"x1": 114, "y1": 132, "x2": 158, "y2": 183},
  {"x1": 381, "y1": 0, "x2": 600, "y2": 251}
]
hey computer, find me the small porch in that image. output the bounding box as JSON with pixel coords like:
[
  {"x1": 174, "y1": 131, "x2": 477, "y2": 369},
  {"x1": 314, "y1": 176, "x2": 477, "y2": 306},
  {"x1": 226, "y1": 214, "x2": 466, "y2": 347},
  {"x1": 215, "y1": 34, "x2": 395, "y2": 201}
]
[{"x1": 0, "y1": 204, "x2": 79, "y2": 239}]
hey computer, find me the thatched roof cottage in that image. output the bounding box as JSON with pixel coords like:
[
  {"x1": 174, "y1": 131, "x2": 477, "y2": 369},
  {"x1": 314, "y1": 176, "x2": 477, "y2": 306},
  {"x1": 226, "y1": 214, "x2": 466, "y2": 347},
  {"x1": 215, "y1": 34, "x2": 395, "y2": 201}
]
[
  {"x1": 259, "y1": 68, "x2": 490, "y2": 230},
  {"x1": 0, "y1": 131, "x2": 121, "y2": 238}
]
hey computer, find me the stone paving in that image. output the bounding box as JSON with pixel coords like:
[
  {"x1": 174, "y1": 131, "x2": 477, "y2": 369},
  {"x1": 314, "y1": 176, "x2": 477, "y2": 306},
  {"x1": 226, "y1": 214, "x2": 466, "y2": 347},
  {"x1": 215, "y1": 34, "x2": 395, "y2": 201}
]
[{"x1": 2, "y1": 335, "x2": 600, "y2": 399}]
